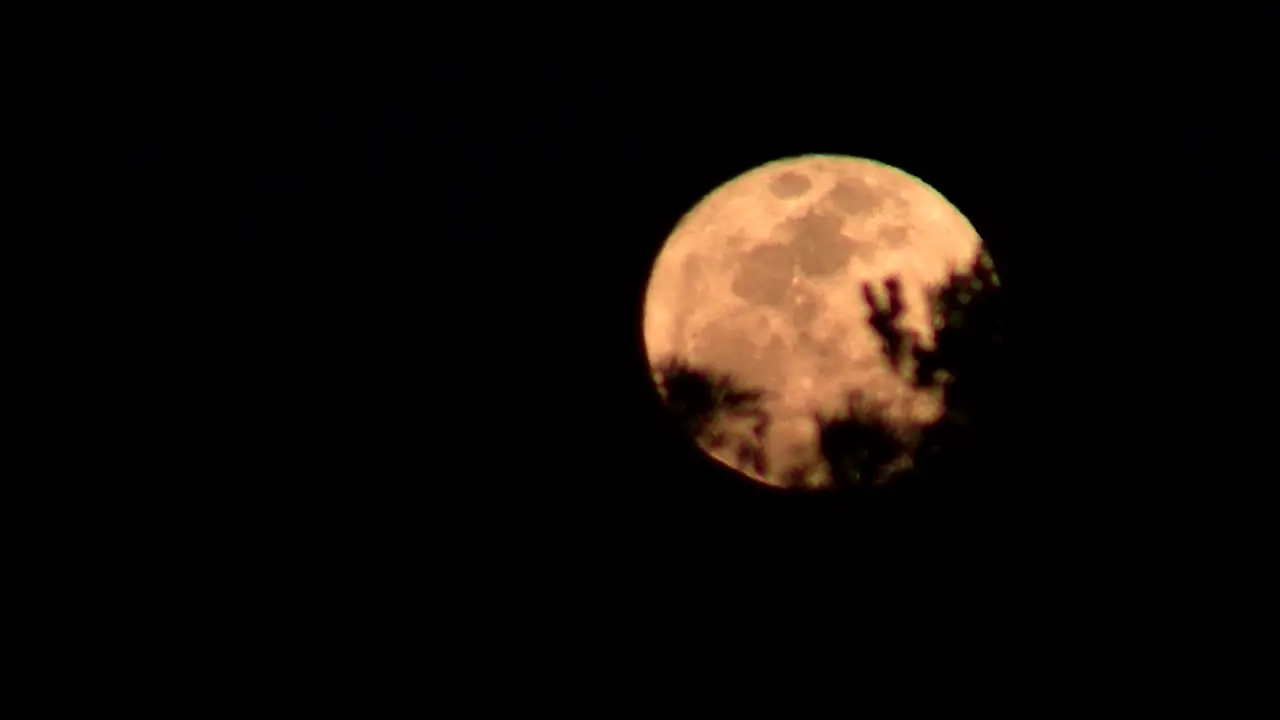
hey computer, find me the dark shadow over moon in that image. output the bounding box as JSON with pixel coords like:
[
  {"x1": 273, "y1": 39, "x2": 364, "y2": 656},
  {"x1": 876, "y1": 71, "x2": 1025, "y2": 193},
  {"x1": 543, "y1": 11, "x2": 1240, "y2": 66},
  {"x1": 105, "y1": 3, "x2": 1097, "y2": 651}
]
[
  {"x1": 827, "y1": 177, "x2": 883, "y2": 216},
  {"x1": 768, "y1": 171, "x2": 812, "y2": 199}
]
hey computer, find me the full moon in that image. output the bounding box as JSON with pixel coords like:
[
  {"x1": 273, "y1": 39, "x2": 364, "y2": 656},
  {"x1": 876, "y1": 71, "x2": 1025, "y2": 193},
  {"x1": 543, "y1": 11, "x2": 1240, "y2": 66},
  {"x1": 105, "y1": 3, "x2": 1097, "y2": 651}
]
[{"x1": 643, "y1": 154, "x2": 991, "y2": 490}]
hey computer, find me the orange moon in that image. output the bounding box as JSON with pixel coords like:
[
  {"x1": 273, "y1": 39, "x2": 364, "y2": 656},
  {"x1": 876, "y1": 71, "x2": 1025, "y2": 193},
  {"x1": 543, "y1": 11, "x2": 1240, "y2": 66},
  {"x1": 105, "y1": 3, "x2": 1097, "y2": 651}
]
[{"x1": 642, "y1": 154, "x2": 990, "y2": 489}]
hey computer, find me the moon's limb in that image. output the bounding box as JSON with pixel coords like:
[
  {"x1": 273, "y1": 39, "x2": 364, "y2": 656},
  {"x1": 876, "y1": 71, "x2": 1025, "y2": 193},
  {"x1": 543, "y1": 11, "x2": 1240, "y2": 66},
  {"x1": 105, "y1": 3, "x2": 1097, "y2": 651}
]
[{"x1": 643, "y1": 154, "x2": 986, "y2": 488}]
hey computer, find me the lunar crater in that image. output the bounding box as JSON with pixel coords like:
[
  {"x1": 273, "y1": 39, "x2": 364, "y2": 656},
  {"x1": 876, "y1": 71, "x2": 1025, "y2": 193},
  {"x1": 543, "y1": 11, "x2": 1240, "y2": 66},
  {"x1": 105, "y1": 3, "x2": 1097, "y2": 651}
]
[
  {"x1": 768, "y1": 171, "x2": 812, "y2": 198},
  {"x1": 779, "y1": 210, "x2": 856, "y2": 278},
  {"x1": 826, "y1": 177, "x2": 883, "y2": 216},
  {"x1": 730, "y1": 243, "x2": 796, "y2": 306},
  {"x1": 879, "y1": 224, "x2": 910, "y2": 247},
  {"x1": 681, "y1": 253, "x2": 707, "y2": 283},
  {"x1": 690, "y1": 316, "x2": 789, "y2": 391}
]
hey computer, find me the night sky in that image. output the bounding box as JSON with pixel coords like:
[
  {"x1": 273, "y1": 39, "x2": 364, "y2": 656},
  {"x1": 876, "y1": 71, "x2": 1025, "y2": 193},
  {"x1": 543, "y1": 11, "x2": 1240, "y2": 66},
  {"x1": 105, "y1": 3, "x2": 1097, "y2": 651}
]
[{"x1": 119, "y1": 19, "x2": 1274, "y2": 612}]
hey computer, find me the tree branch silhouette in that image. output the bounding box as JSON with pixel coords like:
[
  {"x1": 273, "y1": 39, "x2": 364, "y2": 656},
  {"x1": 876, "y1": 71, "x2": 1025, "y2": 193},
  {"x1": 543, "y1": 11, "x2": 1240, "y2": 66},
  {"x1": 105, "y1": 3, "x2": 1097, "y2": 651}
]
[
  {"x1": 815, "y1": 248, "x2": 1007, "y2": 494},
  {"x1": 650, "y1": 248, "x2": 1005, "y2": 495},
  {"x1": 815, "y1": 392, "x2": 912, "y2": 491},
  {"x1": 652, "y1": 356, "x2": 772, "y2": 478}
]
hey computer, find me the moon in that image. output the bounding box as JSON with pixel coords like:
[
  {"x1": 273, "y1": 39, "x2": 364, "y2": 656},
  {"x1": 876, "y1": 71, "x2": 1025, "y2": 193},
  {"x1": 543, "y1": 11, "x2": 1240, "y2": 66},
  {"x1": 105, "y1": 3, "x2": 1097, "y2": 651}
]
[{"x1": 642, "y1": 154, "x2": 990, "y2": 490}]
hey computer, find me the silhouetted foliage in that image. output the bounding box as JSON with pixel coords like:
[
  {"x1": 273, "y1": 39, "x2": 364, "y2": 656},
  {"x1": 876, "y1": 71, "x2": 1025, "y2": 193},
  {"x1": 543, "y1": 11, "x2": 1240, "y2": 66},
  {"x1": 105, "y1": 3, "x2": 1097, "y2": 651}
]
[
  {"x1": 651, "y1": 250, "x2": 1006, "y2": 496},
  {"x1": 816, "y1": 249, "x2": 1007, "y2": 494},
  {"x1": 816, "y1": 393, "x2": 911, "y2": 491},
  {"x1": 914, "y1": 253, "x2": 1006, "y2": 428},
  {"x1": 864, "y1": 277, "x2": 909, "y2": 372},
  {"x1": 652, "y1": 356, "x2": 771, "y2": 477}
]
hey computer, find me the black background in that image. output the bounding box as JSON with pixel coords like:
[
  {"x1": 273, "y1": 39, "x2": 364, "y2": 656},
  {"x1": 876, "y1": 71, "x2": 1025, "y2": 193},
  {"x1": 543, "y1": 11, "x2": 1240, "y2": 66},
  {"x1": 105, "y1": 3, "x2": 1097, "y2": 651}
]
[{"x1": 114, "y1": 16, "x2": 1276, "y2": 617}]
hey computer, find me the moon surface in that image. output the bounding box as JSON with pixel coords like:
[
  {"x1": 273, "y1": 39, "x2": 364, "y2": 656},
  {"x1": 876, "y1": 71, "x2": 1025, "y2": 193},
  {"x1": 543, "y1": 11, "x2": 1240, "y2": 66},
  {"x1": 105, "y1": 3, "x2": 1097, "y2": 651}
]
[{"x1": 643, "y1": 154, "x2": 988, "y2": 489}]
